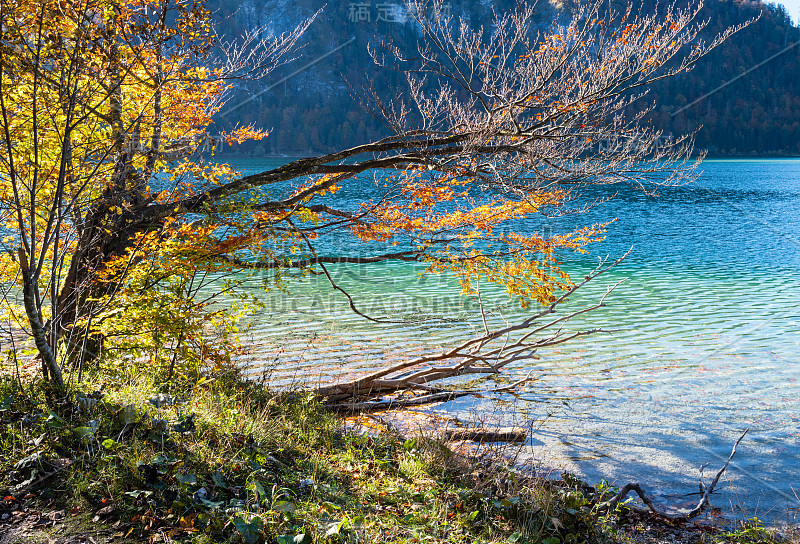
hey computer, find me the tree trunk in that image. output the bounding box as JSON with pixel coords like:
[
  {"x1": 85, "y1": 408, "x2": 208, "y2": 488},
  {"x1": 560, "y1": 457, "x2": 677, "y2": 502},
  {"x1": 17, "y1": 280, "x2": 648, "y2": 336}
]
[
  {"x1": 53, "y1": 196, "x2": 158, "y2": 368},
  {"x1": 19, "y1": 248, "x2": 64, "y2": 392}
]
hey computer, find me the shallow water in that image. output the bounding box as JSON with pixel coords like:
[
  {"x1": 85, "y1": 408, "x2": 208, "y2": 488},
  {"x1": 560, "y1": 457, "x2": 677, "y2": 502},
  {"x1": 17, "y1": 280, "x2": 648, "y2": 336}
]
[{"x1": 228, "y1": 157, "x2": 800, "y2": 524}]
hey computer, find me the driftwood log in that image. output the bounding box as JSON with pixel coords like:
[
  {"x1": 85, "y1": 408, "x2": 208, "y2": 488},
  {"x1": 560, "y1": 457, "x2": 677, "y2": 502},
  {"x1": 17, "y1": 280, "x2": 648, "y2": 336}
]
[
  {"x1": 318, "y1": 251, "x2": 630, "y2": 411},
  {"x1": 443, "y1": 426, "x2": 528, "y2": 443}
]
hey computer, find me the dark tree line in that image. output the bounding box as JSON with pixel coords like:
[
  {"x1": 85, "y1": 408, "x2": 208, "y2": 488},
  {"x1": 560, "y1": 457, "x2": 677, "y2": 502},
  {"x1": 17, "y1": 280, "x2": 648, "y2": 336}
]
[{"x1": 211, "y1": 0, "x2": 800, "y2": 157}]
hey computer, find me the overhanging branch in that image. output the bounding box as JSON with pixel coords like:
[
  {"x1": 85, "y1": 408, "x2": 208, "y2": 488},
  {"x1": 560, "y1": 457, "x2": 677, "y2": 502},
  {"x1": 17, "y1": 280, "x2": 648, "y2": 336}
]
[{"x1": 316, "y1": 250, "x2": 631, "y2": 409}]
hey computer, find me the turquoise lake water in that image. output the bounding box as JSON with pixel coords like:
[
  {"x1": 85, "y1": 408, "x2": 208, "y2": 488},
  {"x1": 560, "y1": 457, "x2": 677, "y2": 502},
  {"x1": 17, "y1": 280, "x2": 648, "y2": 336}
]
[{"x1": 227, "y1": 158, "x2": 800, "y2": 524}]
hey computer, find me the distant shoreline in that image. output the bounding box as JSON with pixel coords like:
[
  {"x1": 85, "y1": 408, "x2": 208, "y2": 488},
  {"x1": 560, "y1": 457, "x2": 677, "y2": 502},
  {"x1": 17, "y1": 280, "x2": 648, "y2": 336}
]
[{"x1": 209, "y1": 151, "x2": 800, "y2": 161}]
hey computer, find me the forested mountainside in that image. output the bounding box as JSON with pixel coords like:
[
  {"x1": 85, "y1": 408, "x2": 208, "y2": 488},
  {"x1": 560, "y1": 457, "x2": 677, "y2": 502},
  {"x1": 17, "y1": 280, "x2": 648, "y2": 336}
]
[{"x1": 208, "y1": 0, "x2": 800, "y2": 157}]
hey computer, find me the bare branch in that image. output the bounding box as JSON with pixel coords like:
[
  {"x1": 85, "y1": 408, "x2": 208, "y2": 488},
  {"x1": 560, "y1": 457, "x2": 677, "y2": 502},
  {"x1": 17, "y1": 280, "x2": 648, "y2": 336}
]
[
  {"x1": 598, "y1": 429, "x2": 750, "y2": 520},
  {"x1": 316, "y1": 251, "x2": 630, "y2": 407}
]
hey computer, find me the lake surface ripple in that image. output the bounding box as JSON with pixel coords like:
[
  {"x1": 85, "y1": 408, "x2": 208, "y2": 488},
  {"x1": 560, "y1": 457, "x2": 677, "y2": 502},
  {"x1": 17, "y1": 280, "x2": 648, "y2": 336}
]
[{"x1": 230, "y1": 158, "x2": 800, "y2": 524}]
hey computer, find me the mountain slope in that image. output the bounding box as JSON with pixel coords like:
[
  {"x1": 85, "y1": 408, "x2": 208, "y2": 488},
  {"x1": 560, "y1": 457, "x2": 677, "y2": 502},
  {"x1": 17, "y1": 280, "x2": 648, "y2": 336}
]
[{"x1": 209, "y1": 0, "x2": 800, "y2": 156}]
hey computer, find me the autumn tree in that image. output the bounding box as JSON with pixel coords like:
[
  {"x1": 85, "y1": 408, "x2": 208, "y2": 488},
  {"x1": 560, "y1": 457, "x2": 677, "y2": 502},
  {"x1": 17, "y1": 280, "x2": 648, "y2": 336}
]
[
  {"x1": 0, "y1": 0, "x2": 742, "y2": 400},
  {"x1": 0, "y1": 0, "x2": 312, "y2": 391}
]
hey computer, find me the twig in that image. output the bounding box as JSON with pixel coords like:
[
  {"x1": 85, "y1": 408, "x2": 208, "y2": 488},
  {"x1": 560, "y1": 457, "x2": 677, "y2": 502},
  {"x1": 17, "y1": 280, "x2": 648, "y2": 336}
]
[
  {"x1": 598, "y1": 429, "x2": 749, "y2": 520},
  {"x1": 686, "y1": 428, "x2": 749, "y2": 518},
  {"x1": 10, "y1": 454, "x2": 85, "y2": 494}
]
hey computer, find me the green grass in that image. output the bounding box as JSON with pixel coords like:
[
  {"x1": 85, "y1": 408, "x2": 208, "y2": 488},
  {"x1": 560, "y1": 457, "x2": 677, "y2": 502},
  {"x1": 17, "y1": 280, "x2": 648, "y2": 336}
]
[{"x1": 0, "y1": 371, "x2": 795, "y2": 544}]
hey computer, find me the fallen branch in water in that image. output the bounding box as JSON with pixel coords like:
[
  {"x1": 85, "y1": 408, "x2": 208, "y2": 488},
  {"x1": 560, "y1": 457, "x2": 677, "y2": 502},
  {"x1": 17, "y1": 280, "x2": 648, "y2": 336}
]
[
  {"x1": 442, "y1": 426, "x2": 528, "y2": 443},
  {"x1": 324, "y1": 390, "x2": 474, "y2": 413},
  {"x1": 597, "y1": 429, "x2": 749, "y2": 520},
  {"x1": 317, "y1": 250, "x2": 630, "y2": 411}
]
